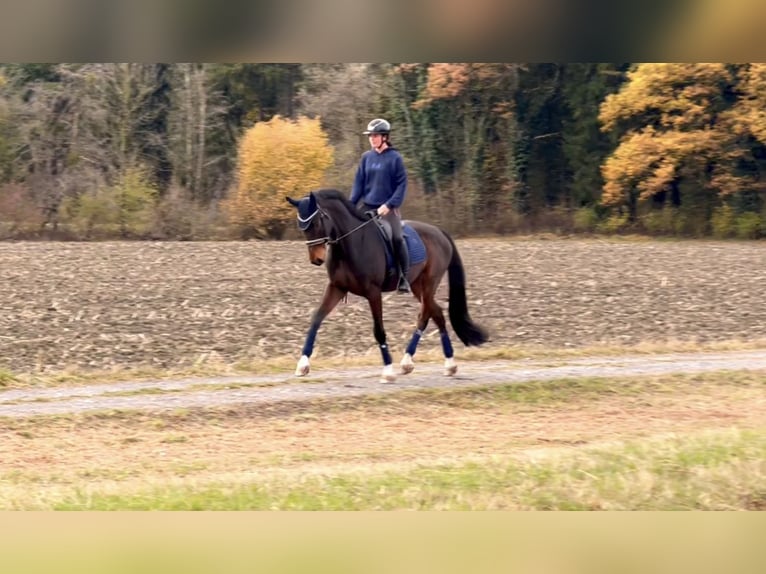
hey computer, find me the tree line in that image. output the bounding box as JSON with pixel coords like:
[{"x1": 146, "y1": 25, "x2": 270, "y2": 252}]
[{"x1": 0, "y1": 63, "x2": 763, "y2": 240}]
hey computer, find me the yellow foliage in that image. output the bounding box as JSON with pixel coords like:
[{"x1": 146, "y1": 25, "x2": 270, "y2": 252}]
[
  {"x1": 729, "y1": 63, "x2": 766, "y2": 145},
  {"x1": 601, "y1": 128, "x2": 706, "y2": 204},
  {"x1": 598, "y1": 63, "x2": 766, "y2": 206},
  {"x1": 412, "y1": 63, "x2": 516, "y2": 110},
  {"x1": 415, "y1": 63, "x2": 471, "y2": 107},
  {"x1": 227, "y1": 115, "x2": 333, "y2": 238},
  {"x1": 599, "y1": 63, "x2": 731, "y2": 132}
]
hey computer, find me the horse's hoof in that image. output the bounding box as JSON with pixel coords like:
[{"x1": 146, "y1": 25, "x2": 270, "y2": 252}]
[
  {"x1": 400, "y1": 353, "x2": 415, "y2": 375},
  {"x1": 295, "y1": 355, "x2": 310, "y2": 377},
  {"x1": 444, "y1": 357, "x2": 457, "y2": 376},
  {"x1": 380, "y1": 364, "x2": 397, "y2": 383}
]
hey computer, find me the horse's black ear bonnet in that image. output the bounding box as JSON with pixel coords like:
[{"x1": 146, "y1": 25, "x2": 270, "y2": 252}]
[{"x1": 295, "y1": 195, "x2": 318, "y2": 231}]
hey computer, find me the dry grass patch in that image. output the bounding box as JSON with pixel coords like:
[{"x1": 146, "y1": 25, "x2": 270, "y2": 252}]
[
  {"x1": 0, "y1": 370, "x2": 764, "y2": 509},
  {"x1": 9, "y1": 428, "x2": 766, "y2": 510}
]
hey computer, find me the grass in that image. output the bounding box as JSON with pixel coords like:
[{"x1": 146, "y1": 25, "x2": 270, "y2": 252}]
[
  {"x1": 45, "y1": 428, "x2": 766, "y2": 510},
  {"x1": 0, "y1": 368, "x2": 17, "y2": 387},
  {"x1": 1, "y1": 368, "x2": 763, "y2": 511}
]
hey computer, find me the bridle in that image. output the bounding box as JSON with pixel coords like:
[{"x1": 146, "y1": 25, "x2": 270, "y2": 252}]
[{"x1": 301, "y1": 206, "x2": 379, "y2": 247}]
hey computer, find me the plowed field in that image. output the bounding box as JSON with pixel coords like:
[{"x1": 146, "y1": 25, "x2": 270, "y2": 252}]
[{"x1": 1, "y1": 238, "x2": 765, "y2": 374}]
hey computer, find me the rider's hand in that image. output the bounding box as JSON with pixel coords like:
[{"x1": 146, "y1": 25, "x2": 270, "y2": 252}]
[{"x1": 377, "y1": 204, "x2": 390, "y2": 216}]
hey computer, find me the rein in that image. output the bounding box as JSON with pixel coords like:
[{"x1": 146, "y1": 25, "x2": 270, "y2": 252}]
[{"x1": 304, "y1": 209, "x2": 379, "y2": 246}]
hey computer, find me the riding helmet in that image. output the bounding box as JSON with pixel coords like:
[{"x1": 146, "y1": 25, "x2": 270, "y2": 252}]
[{"x1": 362, "y1": 118, "x2": 391, "y2": 135}]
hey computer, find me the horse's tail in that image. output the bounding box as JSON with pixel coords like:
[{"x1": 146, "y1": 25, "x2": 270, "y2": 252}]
[{"x1": 442, "y1": 229, "x2": 489, "y2": 346}]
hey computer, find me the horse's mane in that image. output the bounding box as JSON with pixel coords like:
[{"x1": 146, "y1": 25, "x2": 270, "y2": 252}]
[{"x1": 314, "y1": 188, "x2": 366, "y2": 222}]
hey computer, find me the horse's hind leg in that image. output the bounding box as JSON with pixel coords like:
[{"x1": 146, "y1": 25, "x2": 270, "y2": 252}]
[
  {"x1": 366, "y1": 288, "x2": 396, "y2": 383},
  {"x1": 400, "y1": 298, "x2": 430, "y2": 375},
  {"x1": 426, "y1": 296, "x2": 458, "y2": 376}
]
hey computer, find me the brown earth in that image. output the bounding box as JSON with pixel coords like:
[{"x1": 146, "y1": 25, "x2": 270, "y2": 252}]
[
  {"x1": 1, "y1": 238, "x2": 765, "y2": 375},
  {"x1": 1, "y1": 238, "x2": 765, "y2": 509}
]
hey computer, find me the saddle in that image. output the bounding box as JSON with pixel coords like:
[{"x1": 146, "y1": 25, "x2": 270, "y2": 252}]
[
  {"x1": 365, "y1": 211, "x2": 407, "y2": 269},
  {"x1": 363, "y1": 211, "x2": 427, "y2": 282}
]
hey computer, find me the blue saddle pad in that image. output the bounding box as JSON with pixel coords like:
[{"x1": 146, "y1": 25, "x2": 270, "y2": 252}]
[{"x1": 384, "y1": 223, "x2": 426, "y2": 270}]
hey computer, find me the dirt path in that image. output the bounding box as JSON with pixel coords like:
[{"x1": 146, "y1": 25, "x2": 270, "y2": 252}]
[{"x1": 3, "y1": 349, "x2": 766, "y2": 418}]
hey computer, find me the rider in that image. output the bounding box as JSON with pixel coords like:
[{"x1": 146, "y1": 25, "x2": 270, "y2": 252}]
[{"x1": 349, "y1": 118, "x2": 411, "y2": 293}]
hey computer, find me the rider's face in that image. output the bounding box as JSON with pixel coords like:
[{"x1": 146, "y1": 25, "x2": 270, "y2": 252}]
[{"x1": 368, "y1": 133, "x2": 385, "y2": 150}]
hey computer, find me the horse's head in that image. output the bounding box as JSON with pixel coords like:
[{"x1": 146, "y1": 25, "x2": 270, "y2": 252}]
[{"x1": 286, "y1": 192, "x2": 332, "y2": 266}]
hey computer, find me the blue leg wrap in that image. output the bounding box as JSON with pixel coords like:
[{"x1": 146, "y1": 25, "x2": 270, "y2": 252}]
[
  {"x1": 379, "y1": 343, "x2": 393, "y2": 365},
  {"x1": 301, "y1": 323, "x2": 320, "y2": 357},
  {"x1": 440, "y1": 330, "x2": 454, "y2": 359},
  {"x1": 405, "y1": 329, "x2": 423, "y2": 357}
]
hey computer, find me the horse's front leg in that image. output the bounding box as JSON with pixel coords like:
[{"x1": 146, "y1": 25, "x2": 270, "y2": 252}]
[
  {"x1": 296, "y1": 283, "x2": 346, "y2": 376},
  {"x1": 367, "y1": 288, "x2": 396, "y2": 383}
]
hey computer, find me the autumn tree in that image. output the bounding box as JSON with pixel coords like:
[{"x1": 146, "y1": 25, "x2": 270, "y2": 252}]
[
  {"x1": 598, "y1": 64, "x2": 736, "y2": 225},
  {"x1": 228, "y1": 115, "x2": 333, "y2": 239},
  {"x1": 721, "y1": 63, "x2": 766, "y2": 218},
  {"x1": 734, "y1": 64, "x2": 766, "y2": 144},
  {"x1": 599, "y1": 63, "x2": 766, "y2": 236}
]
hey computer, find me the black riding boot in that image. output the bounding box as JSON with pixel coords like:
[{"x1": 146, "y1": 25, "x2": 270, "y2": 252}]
[{"x1": 393, "y1": 238, "x2": 411, "y2": 293}]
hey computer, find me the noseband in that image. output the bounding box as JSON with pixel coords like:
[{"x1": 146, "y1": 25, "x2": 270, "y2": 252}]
[
  {"x1": 298, "y1": 208, "x2": 329, "y2": 246},
  {"x1": 300, "y1": 205, "x2": 378, "y2": 246}
]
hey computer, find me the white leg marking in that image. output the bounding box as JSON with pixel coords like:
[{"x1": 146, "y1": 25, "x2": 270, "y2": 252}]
[
  {"x1": 295, "y1": 355, "x2": 311, "y2": 376},
  {"x1": 444, "y1": 357, "x2": 457, "y2": 376},
  {"x1": 380, "y1": 363, "x2": 397, "y2": 383},
  {"x1": 400, "y1": 353, "x2": 415, "y2": 375}
]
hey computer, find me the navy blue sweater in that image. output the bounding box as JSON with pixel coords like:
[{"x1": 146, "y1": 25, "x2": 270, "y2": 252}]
[{"x1": 349, "y1": 147, "x2": 408, "y2": 209}]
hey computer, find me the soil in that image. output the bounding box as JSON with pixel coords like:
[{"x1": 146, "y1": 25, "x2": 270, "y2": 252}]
[
  {"x1": 1, "y1": 238, "x2": 765, "y2": 508},
  {"x1": 1, "y1": 238, "x2": 765, "y2": 374}
]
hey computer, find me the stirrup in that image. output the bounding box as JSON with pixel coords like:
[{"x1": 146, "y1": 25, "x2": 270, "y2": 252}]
[{"x1": 397, "y1": 275, "x2": 411, "y2": 293}]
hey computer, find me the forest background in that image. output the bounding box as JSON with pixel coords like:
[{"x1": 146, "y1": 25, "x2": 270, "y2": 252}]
[{"x1": 1, "y1": 62, "x2": 764, "y2": 241}]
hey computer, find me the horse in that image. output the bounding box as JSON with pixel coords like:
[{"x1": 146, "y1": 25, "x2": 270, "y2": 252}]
[{"x1": 286, "y1": 188, "x2": 488, "y2": 383}]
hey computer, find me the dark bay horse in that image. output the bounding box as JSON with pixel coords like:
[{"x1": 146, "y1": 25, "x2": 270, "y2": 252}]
[{"x1": 286, "y1": 188, "x2": 488, "y2": 382}]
